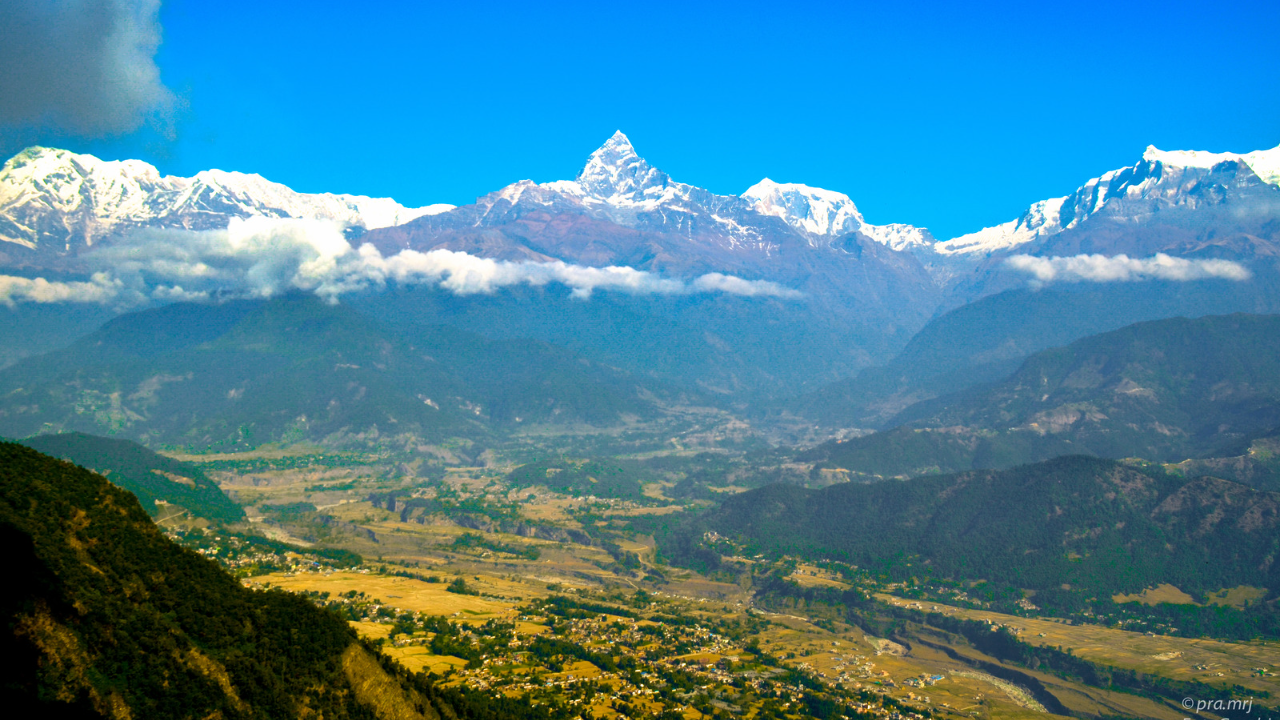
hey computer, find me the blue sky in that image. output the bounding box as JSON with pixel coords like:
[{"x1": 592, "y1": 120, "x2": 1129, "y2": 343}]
[{"x1": 9, "y1": 0, "x2": 1280, "y2": 239}]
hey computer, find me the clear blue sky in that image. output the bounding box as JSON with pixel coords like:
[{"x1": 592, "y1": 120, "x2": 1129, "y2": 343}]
[{"x1": 23, "y1": 0, "x2": 1280, "y2": 240}]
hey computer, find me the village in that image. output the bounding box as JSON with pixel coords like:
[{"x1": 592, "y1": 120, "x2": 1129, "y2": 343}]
[{"x1": 243, "y1": 570, "x2": 940, "y2": 720}]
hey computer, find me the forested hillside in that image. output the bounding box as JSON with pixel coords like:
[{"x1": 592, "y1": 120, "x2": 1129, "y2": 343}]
[
  {"x1": 807, "y1": 313, "x2": 1280, "y2": 476},
  {"x1": 0, "y1": 295, "x2": 686, "y2": 451},
  {"x1": 0, "y1": 442, "x2": 554, "y2": 719},
  {"x1": 662, "y1": 455, "x2": 1280, "y2": 600},
  {"x1": 790, "y1": 280, "x2": 1274, "y2": 428},
  {"x1": 20, "y1": 432, "x2": 244, "y2": 522}
]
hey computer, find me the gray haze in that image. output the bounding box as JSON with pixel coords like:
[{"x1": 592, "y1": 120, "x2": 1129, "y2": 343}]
[{"x1": 0, "y1": 0, "x2": 172, "y2": 136}]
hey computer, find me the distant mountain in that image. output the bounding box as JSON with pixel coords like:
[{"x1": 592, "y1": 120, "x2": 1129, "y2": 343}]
[
  {"x1": 359, "y1": 131, "x2": 941, "y2": 329},
  {"x1": 4, "y1": 136, "x2": 1280, "y2": 399},
  {"x1": 939, "y1": 144, "x2": 1280, "y2": 258},
  {"x1": 937, "y1": 144, "x2": 1280, "y2": 309},
  {"x1": 791, "y1": 279, "x2": 1280, "y2": 428},
  {"x1": 0, "y1": 441, "x2": 518, "y2": 719},
  {"x1": 0, "y1": 146, "x2": 452, "y2": 263},
  {"x1": 0, "y1": 295, "x2": 688, "y2": 451},
  {"x1": 807, "y1": 314, "x2": 1280, "y2": 477},
  {"x1": 664, "y1": 455, "x2": 1280, "y2": 600},
  {"x1": 899, "y1": 313, "x2": 1280, "y2": 457}
]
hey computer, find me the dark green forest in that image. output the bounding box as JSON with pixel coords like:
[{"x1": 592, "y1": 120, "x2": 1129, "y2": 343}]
[{"x1": 20, "y1": 432, "x2": 244, "y2": 522}]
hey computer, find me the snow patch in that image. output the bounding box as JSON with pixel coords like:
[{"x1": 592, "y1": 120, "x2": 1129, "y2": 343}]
[{"x1": 1143, "y1": 144, "x2": 1280, "y2": 183}]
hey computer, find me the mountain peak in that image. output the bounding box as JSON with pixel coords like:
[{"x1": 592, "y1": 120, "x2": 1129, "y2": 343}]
[
  {"x1": 574, "y1": 131, "x2": 669, "y2": 201},
  {"x1": 0, "y1": 146, "x2": 450, "y2": 254},
  {"x1": 742, "y1": 178, "x2": 864, "y2": 236},
  {"x1": 2, "y1": 145, "x2": 163, "y2": 182},
  {"x1": 604, "y1": 129, "x2": 634, "y2": 151}
]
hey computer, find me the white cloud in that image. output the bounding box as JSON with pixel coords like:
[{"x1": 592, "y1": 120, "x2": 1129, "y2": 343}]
[
  {"x1": 0, "y1": 272, "x2": 129, "y2": 307},
  {"x1": 0, "y1": 217, "x2": 803, "y2": 305},
  {"x1": 1005, "y1": 253, "x2": 1251, "y2": 283},
  {"x1": 691, "y1": 273, "x2": 802, "y2": 298}
]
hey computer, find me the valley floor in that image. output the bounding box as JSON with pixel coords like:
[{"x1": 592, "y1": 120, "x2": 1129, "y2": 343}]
[{"x1": 154, "y1": 444, "x2": 1277, "y2": 720}]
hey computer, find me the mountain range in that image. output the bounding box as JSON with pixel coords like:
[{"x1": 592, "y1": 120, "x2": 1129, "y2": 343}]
[
  {"x1": 0, "y1": 146, "x2": 452, "y2": 264},
  {"x1": 2, "y1": 133, "x2": 1279, "y2": 403}
]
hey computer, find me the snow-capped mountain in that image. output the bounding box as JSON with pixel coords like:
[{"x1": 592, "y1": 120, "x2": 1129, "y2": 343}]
[
  {"x1": 359, "y1": 131, "x2": 943, "y2": 329},
  {"x1": 0, "y1": 146, "x2": 453, "y2": 259},
  {"x1": 741, "y1": 179, "x2": 933, "y2": 251},
  {"x1": 938, "y1": 144, "x2": 1280, "y2": 257},
  {"x1": 367, "y1": 132, "x2": 933, "y2": 262}
]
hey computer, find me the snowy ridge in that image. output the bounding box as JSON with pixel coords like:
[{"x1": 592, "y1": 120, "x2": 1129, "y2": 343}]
[
  {"x1": 938, "y1": 142, "x2": 1280, "y2": 256},
  {"x1": 0, "y1": 147, "x2": 452, "y2": 252},
  {"x1": 1143, "y1": 144, "x2": 1280, "y2": 184},
  {"x1": 740, "y1": 180, "x2": 933, "y2": 250},
  {"x1": 858, "y1": 222, "x2": 935, "y2": 252},
  {"x1": 533, "y1": 132, "x2": 930, "y2": 252},
  {"x1": 741, "y1": 179, "x2": 862, "y2": 237},
  {"x1": 938, "y1": 197, "x2": 1068, "y2": 256}
]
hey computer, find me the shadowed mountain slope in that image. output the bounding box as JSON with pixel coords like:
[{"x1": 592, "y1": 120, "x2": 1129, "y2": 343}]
[
  {"x1": 20, "y1": 432, "x2": 243, "y2": 523},
  {"x1": 0, "y1": 295, "x2": 688, "y2": 451},
  {"x1": 806, "y1": 313, "x2": 1280, "y2": 477}
]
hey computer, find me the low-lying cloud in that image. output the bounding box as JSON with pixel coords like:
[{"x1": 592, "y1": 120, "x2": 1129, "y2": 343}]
[
  {"x1": 0, "y1": 272, "x2": 127, "y2": 306},
  {"x1": 1006, "y1": 253, "x2": 1251, "y2": 283},
  {"x1": 0, "y1": 217, "x2": 801, "y2": 306}
]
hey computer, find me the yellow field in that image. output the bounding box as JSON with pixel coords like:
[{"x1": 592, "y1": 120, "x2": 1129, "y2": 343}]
[
  {"x1": 1112, "y1": 583, "x2": 1197, "y2": 605},
  {"x1": 381, "y1": 645, "x2": 469, "y2": 674},
  {"x1": 879, "y1": 594, "x2": 1280, "y2": 696},
  {"x1": 258, "y1": 571, "x2": 516, "y2": 619},
  {"x1": 162, "y1": 443, "x2": 333, "y2": 462},
  {"x1": 1208, "y1": 586, "x2": 1269, "y2": 608},
  {"x1": 787, "y1": 564, "x2": 851, "y2": 590}
]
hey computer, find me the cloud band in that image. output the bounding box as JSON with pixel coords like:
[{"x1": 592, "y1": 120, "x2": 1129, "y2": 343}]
[
  {"x1": 1005, "y1": 253, "x2": 1251, "y2": 283},
  {"x1": 0, "y1": 217, "x2": 801, "y2": 306}
]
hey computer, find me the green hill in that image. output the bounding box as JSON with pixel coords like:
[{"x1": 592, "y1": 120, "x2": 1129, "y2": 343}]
[
  {"x1": 0, "y1": 441, "x2": 558, "y2": 719},
  {"x1": 0, "y1": 295, "x2": 688, "y2": 451},
  {"x1": 20, "y1": 432, "x2": 244, "y2": 523},
  {"x1": 664, "y1": 455, "x2": 1280, "y2": 601}
]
